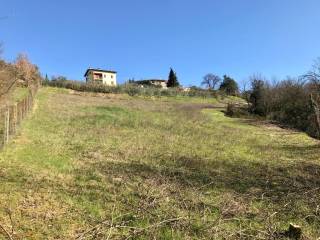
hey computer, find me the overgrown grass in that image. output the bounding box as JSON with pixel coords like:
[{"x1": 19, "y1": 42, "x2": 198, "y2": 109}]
[
  {"x1": 9, "y1": 87, "x2": 30, "y2": 103},
  {"x1": 0, "y1": 87, "x2": 319, "y2": 239}
]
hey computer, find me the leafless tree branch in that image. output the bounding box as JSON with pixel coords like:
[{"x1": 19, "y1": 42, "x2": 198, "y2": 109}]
[
  {"x1": 0, "y1": 223, "x2": 13, "y2": 240},
  {"x1": 201, "y1": 73, "x2": 221, "y2": 89}
]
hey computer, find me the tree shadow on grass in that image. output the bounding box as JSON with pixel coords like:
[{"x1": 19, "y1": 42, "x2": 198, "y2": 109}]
[
  {"x1": 88, "y1": 147, "x2": 320, "y2": 204},
  {"x1": 83, "y1": 152, "x2": 320, "y2": 237},
  {"x1": 275, "y1": 144, "x2": 320, "y2": 161},
  {"x1": 69, "y1": 142, "x2": 320, "y2": 238}
]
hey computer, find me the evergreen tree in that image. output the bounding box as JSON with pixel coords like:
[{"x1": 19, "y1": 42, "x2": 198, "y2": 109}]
[
  {"x1": 219, "y1": 75, "x2": 239, "y2": 95},
  {"x1": 167, "y1": 68, "x2": 180, "y2": 87},
  {"x1": 249, "y1": 77, "x2": 267, "y2": 115}
]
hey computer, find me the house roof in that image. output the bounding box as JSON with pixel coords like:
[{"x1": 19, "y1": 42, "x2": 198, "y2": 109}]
[{"x1": 84, "y1": 68, "x2": 117, "y2": 77}]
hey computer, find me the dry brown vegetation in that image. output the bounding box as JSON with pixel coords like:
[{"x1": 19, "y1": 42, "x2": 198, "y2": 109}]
[
  {"x1": 0, "y1": 54, "x2": 41, "y2": 106},
  {"x1": 0, "y1": 60, "x2": 17, "y2": 105}
]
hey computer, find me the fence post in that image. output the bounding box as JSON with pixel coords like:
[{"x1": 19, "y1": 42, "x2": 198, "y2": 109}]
[
  {"x1": 17, "y1": 102, "x2": 22, "y2": 126},
  {"x1": 12, "y1": 104, "x2": 17, "y2": 135},
  {"x1": 0, "y1": 110, "x2": 3, "y2": 148},
  {"x1": 23, "y1": 98, "x2": 26, "y2": 119},
  {"x1": 26, "y1": 95, "x2": 29, "y2": 113},
  {"x1": 4, "y1": 107, "x2": 9, "y2": 144},
  {"x1": 0, "y1": 86, "x2": 39, "y2": 148}
]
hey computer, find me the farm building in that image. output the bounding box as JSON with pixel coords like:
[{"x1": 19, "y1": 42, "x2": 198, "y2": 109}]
[
  {"x1": 134, "y1": 79, "x2": 167, "y2": 88},
  {"x1": 84, "y1": 68, "x2": 117, "y2": 86}
]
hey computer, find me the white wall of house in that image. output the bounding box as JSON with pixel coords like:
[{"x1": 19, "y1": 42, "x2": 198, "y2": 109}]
[
  {"x1": 102, "y1": 72, "x2": 117, "y2": 86},
  {"x1": 86, "y1": 70, "x2": 117, "y2": 86}
]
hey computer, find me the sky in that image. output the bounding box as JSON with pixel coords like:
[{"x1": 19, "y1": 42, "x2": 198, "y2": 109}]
[{"x1": 1, "y1": 0, "x2": 320, "y2": 87}]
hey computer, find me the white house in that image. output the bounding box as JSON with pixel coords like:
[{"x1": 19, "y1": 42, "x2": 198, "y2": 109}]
[
  {"x1": 134, "y1": 79, "x2": 168, "y2": 89},
  {"x1": 84, "y1": 68, "x2": 117, "y2": 86}
]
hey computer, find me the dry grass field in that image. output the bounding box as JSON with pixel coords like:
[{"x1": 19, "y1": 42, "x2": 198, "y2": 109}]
[{"x1": 0, "y1": 87, "x2": 319, "y2": 239}]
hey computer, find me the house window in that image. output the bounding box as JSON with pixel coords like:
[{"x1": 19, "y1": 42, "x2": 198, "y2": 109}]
[
  {"x1": 111, "y1": 75, "x2": 113, "y2": 79},
  {"x1": 93, "y1": 73, "x2": 103, "y2": 80},
  {"x1": 104, "y1": 74, "x2": 106, "y2": 78},
  {"x1": 111, "y1": 81, "x2": 114, "y2": 85}
]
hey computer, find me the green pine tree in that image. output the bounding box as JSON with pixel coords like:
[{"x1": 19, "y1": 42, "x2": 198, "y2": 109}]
[{"x1": 167, "y1": 68, "x2": 180, "y2": 87}]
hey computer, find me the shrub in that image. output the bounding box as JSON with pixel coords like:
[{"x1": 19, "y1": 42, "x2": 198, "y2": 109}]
[
  {"x1": 0, "y1": 55, "x2": 41, "y2": 102},
  {"x1": 226, "y1": 103, "x2": 236, "y2": 116},
  {"x1": 43, "y1": 79, "x2": 222, "y2": 100},
  {"x1": 246, "y1": 75, "x2": 320, "y2": 139},
  {"x1": 226, "y1": 103, "x2": 251, "y2": 118},
  {"x1": 15, "y1": 54, "x2": 41, "y2": 87}
]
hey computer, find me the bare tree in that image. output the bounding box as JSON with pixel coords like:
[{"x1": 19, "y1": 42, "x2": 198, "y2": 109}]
[
  {"x1": 15, "y1": 53, "x2": 41, "y2": 87},
  {"x1": 303, "y1": 58, "x2": 320, "y2": 135},
  {"x1": 0, "y1": 52, "x2": 41, "y2": 102},
  {"x1": 0, "y1": 61, "x2": 17, "y2": 100},
  {"x1": 240, "y1": 79, "x2": 251, "y2": 107},
  {"x1": 310, "y1": 93, "x2": 320, "y2": 134},
  {"x1": 201, "y1": 73, "x2": 221, "y2": 89},
  {"x1": 304, "y1": 58, "x2": 320, "y2": 84}
]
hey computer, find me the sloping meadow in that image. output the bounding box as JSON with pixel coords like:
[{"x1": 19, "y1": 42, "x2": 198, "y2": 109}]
[{"x1": 0, "y1": 87, "x2": 319, "y2": 239}]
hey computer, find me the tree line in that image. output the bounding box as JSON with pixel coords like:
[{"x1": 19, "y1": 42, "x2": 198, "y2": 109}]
[
  {"x1": 129, "y1": 68, "x2": 239, "y2": 96},
  {"x1": 201, "y1": 74, "x2": 239, "y2": 95},
  {"x1": 244, "y1": 64, "x2": 320, "y2": 138},
  {"x1": 201, "y1": 61, "x2": 320, "y2": 139},
  {"x1": 203, "y1": 62, "x2": 318, "y2": 139}
]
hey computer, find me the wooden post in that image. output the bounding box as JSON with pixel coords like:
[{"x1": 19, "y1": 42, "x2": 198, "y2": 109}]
[
  {"x1": 18, "y1": 102, "x2": 22, "y2": 125},
  {"x1": 0, "y1": 110, "x2": 3, "y2": 148},
  {"x1": 12, "y1": 104, "x2": 17, "y2": 135},
  {"x1": 29, "y1": 94, "x2": 31, "y2": 111},
  {"x1": 26, "y1": 95, "x2": 29, "y2": 113},
  {"x1": 30, "y1": 95, "x2": 33, "y2": 110},
  {"x1": 23, "y1": 98, "x2": 27, "y2": 118},
  {"x1": 8, "y1": 106, "x2": 12, "y2": 135},
  {"x1": 4, "y1": 107, "x2": 9, "y2": 144},
  {"x1": 21, "y1": 99, "x2": 26, "y2": 121},
  {"x1": 0, "y1": 88, "x2": 38, "y2": 148}
]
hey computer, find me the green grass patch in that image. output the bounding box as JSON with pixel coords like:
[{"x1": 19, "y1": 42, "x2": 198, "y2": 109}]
[{"x1": 0, "y1": 87, "x2": 319, "y2": 239}]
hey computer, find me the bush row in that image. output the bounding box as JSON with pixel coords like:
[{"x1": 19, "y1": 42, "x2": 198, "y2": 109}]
[
  {"x1": 246, "y1": 76, "x2": 320, "y2": 139},
  {"x1": 42, "y1": 79, "x2": 220, "y2": 98}
]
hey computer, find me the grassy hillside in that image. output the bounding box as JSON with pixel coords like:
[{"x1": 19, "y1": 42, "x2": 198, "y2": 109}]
[{"x1": 0, "y1": 87, "x2": 319, "y2": 239}]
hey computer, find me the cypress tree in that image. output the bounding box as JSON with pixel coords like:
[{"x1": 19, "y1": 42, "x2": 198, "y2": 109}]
[{"x1": 167, "y1": 68, "x2": 180, "y2": 87}]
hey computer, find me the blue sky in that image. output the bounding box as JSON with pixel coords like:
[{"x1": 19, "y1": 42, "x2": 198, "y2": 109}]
[{"x1": 1, "y1": 0, "x2": 320, "y2": 87}]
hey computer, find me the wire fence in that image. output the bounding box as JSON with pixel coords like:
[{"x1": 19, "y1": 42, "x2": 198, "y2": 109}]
[{"x1": 0, "y1": 86, "x2": 39, "y2": 149}]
